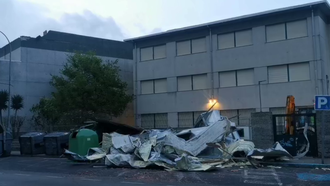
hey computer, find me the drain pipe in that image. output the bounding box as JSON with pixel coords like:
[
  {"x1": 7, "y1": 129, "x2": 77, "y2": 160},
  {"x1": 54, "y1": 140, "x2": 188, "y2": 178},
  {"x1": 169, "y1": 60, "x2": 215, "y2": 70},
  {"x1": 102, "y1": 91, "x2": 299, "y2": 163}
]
[
  {"x1": 311, "y1": 6, "x2": 319, "y2": 95},
  {"x1": 207, "y1": 26, "x2": 214, "y2": 99},
  {"x1": 134, "y1": 43, "x2": 138, "y2": 127}
]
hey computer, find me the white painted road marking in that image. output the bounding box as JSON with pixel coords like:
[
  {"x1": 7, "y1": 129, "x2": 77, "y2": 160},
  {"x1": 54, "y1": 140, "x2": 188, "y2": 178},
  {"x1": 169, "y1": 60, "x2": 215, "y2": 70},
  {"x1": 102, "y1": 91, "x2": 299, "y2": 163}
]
[{"x1": 243, "y1": 169, "x2": 282, "y2": 186}]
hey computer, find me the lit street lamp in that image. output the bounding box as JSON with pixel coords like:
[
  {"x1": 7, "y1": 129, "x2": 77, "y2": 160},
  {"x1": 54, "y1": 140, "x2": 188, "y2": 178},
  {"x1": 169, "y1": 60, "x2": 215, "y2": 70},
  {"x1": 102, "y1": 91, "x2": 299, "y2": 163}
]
[{"x1": 0, "y1": 31, "x2": 12, "y2": 156}]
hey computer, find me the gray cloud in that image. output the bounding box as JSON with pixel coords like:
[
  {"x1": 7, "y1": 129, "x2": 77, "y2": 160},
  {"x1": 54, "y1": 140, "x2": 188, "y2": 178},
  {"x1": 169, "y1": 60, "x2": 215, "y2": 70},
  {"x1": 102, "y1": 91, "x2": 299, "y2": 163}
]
[{"x1": 0, "y1": 0, "x2": 125, "y2": 47}]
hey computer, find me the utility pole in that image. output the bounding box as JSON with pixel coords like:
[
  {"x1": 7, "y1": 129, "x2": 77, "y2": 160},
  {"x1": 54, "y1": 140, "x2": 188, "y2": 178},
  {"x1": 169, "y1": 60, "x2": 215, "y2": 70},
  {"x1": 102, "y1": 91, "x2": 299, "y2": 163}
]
[{"x1": 0, "y1": 31, "x2": 12, "y2": 156}]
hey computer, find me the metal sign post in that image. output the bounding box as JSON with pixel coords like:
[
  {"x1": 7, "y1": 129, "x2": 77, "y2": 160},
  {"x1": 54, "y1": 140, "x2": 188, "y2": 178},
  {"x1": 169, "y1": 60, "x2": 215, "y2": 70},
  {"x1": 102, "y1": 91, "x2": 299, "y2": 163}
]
[{"x1": 314, "y1": 95, "x2": 330, "y2": 164}]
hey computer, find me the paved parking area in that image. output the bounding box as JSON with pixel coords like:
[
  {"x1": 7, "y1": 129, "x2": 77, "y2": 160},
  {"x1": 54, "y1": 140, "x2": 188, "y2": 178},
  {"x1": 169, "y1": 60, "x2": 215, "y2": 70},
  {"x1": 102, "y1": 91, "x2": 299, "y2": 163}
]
[{"x1": 1, "y1": 156, "x2": 330, "y2": 185}]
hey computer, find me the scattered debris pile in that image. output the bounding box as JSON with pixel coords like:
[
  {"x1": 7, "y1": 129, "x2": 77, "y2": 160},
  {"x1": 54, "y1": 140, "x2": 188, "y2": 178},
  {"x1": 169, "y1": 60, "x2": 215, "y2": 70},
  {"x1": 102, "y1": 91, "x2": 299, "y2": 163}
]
[{"x1": 64, "y1": 110, "x2": 295, "y2": 171}]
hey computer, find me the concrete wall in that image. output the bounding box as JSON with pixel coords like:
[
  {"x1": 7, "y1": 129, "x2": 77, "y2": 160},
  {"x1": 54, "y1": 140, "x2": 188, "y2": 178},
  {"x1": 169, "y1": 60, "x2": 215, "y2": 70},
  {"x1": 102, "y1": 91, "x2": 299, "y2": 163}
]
[
  {"x1": 0, "y1": 47, "x2": 134, "y2": 131},
  {"x1": 250, "y1": 112, "x2": 274, "y2": 149},
  {"x1": 316, "y1": 111, "x2": 330, "y2": 158},
  {"x1": 133, "y1": 15, "x2": 322, "y2": 127}
]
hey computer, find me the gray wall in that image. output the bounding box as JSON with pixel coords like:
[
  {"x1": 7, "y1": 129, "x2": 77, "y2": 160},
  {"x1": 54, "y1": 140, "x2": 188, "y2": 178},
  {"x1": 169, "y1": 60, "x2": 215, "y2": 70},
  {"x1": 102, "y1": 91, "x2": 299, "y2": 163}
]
[
  {"x1": 0, "y1": 47, "x2": 134, "y2": 131},
  {"x1": 134, "y1": 13, "x2": 330, "y2": 127}
]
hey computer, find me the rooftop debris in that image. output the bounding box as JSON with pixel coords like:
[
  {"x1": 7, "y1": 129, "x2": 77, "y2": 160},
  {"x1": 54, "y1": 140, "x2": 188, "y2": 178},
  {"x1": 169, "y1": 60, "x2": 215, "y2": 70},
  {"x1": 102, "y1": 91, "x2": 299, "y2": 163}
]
[{"x1": 63, "y1": 110, "x2": 305, "y2": 171}]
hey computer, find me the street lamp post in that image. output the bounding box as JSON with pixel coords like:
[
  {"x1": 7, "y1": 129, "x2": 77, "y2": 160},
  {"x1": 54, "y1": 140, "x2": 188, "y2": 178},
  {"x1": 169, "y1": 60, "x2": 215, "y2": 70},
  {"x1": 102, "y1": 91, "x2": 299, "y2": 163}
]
[
  {"x1": 0, "y1": 31, "x2": 12, "y2": 156},
  {"x1": 258, "y1": 80, "x2": 266, "y2": 112}
]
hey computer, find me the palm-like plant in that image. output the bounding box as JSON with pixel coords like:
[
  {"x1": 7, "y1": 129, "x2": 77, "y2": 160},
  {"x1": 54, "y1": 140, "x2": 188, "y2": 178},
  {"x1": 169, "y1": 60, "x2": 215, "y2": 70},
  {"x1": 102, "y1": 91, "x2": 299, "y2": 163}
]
[
  {"x1": 11, "y1": 95, "x2": 24, "y2": 138},
  {"x1": 0, "y1": 90, "x2": 9, "y2": 132},
  {"x1": 11, "y1": 95, "x2": 23, "y2": 118}
]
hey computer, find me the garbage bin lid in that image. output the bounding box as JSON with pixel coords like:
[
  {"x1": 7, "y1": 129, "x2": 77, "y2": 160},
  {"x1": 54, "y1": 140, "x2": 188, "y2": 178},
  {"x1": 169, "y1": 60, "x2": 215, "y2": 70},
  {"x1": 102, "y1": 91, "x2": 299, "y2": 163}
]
[
  {"x1": 20, "y1": 132, "x2": 45, "y2": 137},
  {"x1": 45, "y1": 132, "x2": 69, "y2": 137}
]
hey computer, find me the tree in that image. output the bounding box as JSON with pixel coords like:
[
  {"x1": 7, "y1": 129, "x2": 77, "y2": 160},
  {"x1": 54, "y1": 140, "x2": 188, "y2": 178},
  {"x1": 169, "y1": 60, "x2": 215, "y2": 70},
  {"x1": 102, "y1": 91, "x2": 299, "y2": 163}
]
[
  {"x1": 30, "y1": 98, "x2": 59, "y2": 132},
  {"x1": 11, "y1": 95, "x2": 24, "y2": 138},
  {"x1": 0, "y1": 90, "x2": 9, "y2": 132},
  {"x1": 51, "y1": 52, "x2": 133, "y2": 118},
  {"x1": 31, "y1": 52, "x2": 133, "y2": 131}
]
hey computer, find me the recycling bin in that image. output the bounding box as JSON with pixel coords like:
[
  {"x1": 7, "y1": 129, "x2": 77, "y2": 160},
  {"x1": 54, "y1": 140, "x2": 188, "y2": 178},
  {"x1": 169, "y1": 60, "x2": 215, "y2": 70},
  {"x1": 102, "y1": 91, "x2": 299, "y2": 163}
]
[
  {"x1": 69, "y1": 129, "x2": 99, "y2": 156},
  {"x1": 44, "y1": 132, "x2": 69, "y2": 156},
  {"x1": 0, "y1": 132, "x2": 13, "y2": 157},
  {"x1": 19, "y1": 132, "x2": 45, "y2": 155}
]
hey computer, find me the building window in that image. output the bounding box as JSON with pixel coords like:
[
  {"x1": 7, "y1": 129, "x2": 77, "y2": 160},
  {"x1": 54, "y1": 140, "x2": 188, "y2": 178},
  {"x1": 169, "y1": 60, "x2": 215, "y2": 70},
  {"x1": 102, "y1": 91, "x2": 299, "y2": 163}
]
[
  {"x1": 177, "y1": 38, "x2": 206, "y2": 56},
  {"x1": 238, "y1": 109, "x2": 255, "y2": 126},
  {"x1": 218, "y1": 29, "x2": 252, "y2": 49},
  {"x1": 219, "y1": 69, "x2": 254, "y2": 88},
  {"x1": 141, "y1": 79, "x2": 167, "y2": 94},
  {"x1": 288, "y1": 63, "x2": 310, "y2": 82},
  {"x1": 266, "y1": 19, "x2": 307, "y2": 42},
  {"x1": 220, "y1": 110, "x2": 238, "y2": 124},
  {"x1": 140, "y1": 45, "x2": 166, "y2": 61},
  {"x1": 177, "y1": 74, "x2": 208, "y2": 91},
  {"x1": 268, "y1": 62, "x2": 310, "y2": 83},
  {"x1": 178, "y1": 111, "x2": 205, "y2": 128},
  {"x1": 154, "y1": 79, "x2": 167, "y2": 93},
  {"x1": 141, "y1": 113, "x2": 168, "y2": 129},
  {"x1": 141, "y1": 80, "x2": 154, "y2": 94}
]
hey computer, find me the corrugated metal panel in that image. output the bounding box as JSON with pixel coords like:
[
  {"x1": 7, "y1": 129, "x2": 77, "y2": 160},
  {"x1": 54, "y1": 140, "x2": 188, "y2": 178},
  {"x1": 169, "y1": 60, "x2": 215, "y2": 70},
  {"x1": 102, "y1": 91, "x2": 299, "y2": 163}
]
[
  {"x1": 235, "y1": 30, "x2": 252, "y2": 47},
  {"x1": 154, "y1": 79, "x2": 167, "y2": 93},
  {"x1": 154, "y1": 45, "x2": 166, "y2": 59},
  {"x1": 192, "y1": 38, "x2": 206, "y2": 53},
  {"x1": 141, "y1": 80, "x2": 154, "y2": 94},
  {"x1": 289, "y1": 62, "x2": 310, "y2": 81},
  {"x1": 177, "y1": 40, "x2": 191, "y2": 56},
  {"x1": 287, "y1": 19, "x2": 308, "y2": 39},
  {"x1": 178, "y1": 112, "x2": 193, "y2": 128},
  {"x1": 237, "y1": 69, "x2": 254, "y2": 86},
  {"x1": 141, "y1": 114, "x2": 154, "y2": 129},
  {"x1": 239, "y1": 109, "x2": 255, "y2": 126},
  {"x1": 219, "y1": 71, "x2": 236, "y2": 87},
  {"x1": 266, "y1": 23, "x2": 286, "y2": 42},
  {"x1": 268, "y1": 65, "x2": 288, "y2": 83},
  {"x1": 220, "y1": 110, "x2": 238, "y2": 125},
  {"x1": 178, "y1": 76, "x2": 192, "y2": 91},
  {"x1": 218, "y1": 33, "x2": 235, "y2": 49},
  {"x1": 155, "y1": 113, "x2": 168, "y2": 129},
  {"x1": 140, "y1": 47, "x2": 153, "y2": 61},
  {"x1": 193, "y1": 74, "x2": 207, "y2": 90}
]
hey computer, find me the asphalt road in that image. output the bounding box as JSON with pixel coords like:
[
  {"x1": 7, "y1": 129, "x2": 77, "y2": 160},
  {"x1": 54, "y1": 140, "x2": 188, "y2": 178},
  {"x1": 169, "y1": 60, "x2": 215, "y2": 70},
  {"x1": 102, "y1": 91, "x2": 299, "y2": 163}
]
[{"x1": 0, "y1": 156, "x2": 330, "y2": 186}]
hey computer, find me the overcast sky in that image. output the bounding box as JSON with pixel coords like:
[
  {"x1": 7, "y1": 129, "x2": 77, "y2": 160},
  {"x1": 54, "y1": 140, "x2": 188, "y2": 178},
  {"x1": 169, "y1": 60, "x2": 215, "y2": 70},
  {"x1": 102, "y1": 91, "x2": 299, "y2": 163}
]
[{"x1": 0, "y1": 0, "x2": 328, "y2": 47}]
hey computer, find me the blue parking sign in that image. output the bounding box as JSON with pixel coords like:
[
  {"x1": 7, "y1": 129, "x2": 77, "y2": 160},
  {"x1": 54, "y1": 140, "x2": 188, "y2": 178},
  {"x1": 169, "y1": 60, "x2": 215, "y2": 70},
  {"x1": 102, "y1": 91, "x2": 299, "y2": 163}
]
[{"x1": 315, "y1": 96, "x2": 330, "y2": 110}]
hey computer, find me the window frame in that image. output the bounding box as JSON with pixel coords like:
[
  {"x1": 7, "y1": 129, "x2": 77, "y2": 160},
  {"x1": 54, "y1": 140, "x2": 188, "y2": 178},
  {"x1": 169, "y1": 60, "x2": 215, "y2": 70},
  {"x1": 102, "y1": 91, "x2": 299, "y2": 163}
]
[
  {"x1": 219, "y1": 68, "x2": 254, "y2": 88},
  {"x1": 267, "y1": 62, "x2": 310, "y2": 84},
  {"x1": 178, "y1": 111, "x2": 205, "y2": 128},
  {"x1": 177, "y1": 74, "x2": 208, "y2": 92},
  {"x1": 217, "y1": 29, "x2": 253, "y2": 50},
  {"x1": 141, "y1": 113, "x2": 168, "y2": 129},
  {"x1": 176, "y1": 37, "x2": 207, "y2": 56},
  {"x1": 140, "y1": 44, "x2": 166, "y2": 62},
  {"x1": 265, "y1": 19, "x2": 308, "y2": 43},
  {"x1": 141, "y1": 78, "x2": 167, "y2": 94}
]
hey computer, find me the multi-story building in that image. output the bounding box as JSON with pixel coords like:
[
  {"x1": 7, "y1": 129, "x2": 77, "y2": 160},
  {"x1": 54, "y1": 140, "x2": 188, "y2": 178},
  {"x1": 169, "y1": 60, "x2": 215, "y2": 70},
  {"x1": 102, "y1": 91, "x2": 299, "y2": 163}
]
[
  {"x1": 125, "y1": 1, "x2": 330, "y2": 129},
  {"x1": 0, "y1": 30, "x2": 134, "y2": 131}
]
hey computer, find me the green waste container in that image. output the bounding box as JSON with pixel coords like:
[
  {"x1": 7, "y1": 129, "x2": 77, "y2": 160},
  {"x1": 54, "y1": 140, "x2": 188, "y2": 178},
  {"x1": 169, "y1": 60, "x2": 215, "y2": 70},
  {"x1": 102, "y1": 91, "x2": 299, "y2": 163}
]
[{"x1": 69, "y1": 129, "x2": 99, "y2": 156}]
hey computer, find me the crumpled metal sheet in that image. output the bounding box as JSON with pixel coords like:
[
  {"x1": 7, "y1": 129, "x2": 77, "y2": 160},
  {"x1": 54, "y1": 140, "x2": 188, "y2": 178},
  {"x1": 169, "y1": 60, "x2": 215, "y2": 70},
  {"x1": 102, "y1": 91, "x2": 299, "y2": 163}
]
[
  {"x1": 247, "y1": 142, "x2": 293, "y2": 160},
  {"x1": 164, "y1": 119, "x2": 231, "y2": 156},
  {"x1": 111, "y1": 133, "x2": 140, "y2": 153},
  {"x1": 296, "y1": 123, "x2": 310, "y2": 159},
  {"x1": 225, "y1": 140, "x2": 255, "y2": 158},
  {"x1": 63, "y1": 148, "x2": 106, "y2": 162}
]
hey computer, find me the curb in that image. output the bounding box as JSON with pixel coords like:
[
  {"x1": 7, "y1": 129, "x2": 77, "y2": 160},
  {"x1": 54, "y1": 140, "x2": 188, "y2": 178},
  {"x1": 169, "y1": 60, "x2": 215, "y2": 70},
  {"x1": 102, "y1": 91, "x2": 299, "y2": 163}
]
[{"x1": 260, "y1": 162, "x2": 330, "y2": 168}]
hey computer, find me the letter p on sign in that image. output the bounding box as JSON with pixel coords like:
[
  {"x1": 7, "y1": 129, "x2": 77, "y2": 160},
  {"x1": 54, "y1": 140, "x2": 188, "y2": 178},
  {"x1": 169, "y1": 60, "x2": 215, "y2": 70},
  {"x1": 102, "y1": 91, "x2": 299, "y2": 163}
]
[{"x1": 315, "y1": 96, "x2": 330, "y2": 110}]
